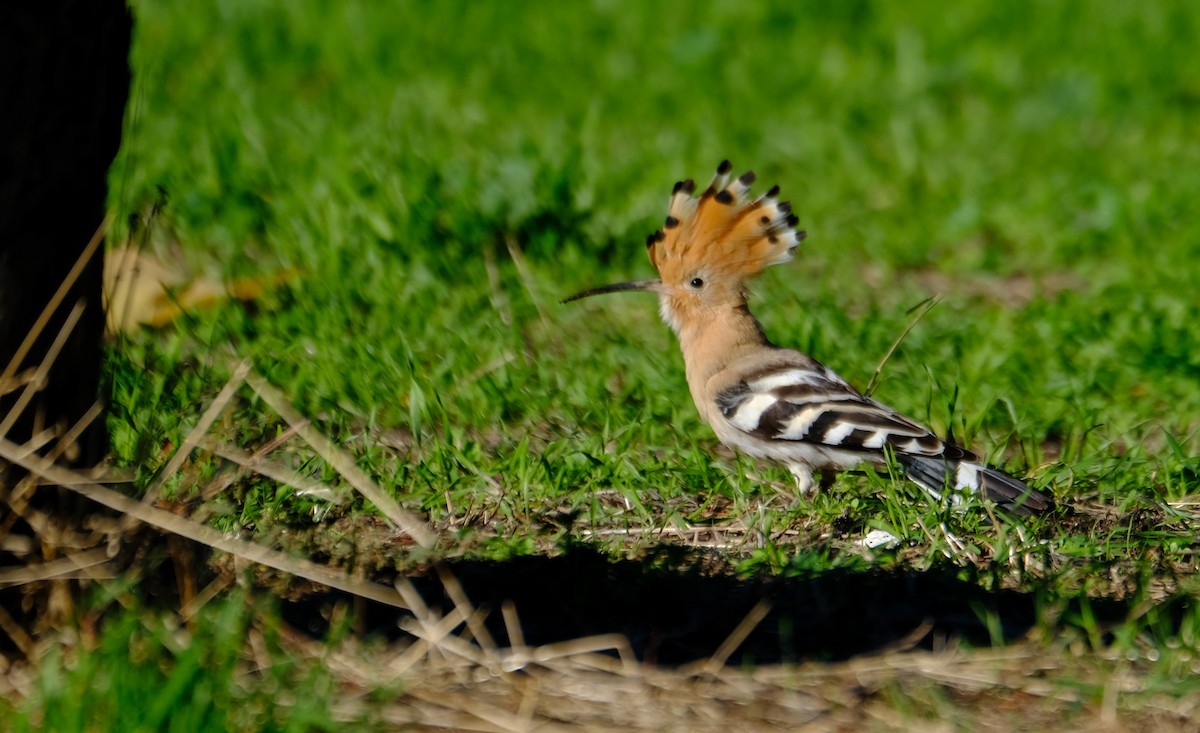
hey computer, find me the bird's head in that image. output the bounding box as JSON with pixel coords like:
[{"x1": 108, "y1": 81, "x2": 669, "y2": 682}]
[{"x1": 564, "y1": 160, "x2": 806, "y2": 334}]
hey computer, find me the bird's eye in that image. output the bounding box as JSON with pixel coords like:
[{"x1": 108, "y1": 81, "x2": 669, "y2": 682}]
[{"x1": 690, "y1": 277, "x2": 704, "y2": 289}]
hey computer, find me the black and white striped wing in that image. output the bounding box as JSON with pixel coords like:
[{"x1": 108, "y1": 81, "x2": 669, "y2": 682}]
[{"x1": 714, "y1": 365, "x2": 949, "y2": 458}]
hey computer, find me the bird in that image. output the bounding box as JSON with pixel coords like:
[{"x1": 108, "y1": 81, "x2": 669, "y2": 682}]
[{"x1": 563, "y1": 160, "x2": 1051, "y2": 515}]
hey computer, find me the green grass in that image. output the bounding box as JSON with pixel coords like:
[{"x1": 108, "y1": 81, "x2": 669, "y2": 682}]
[
  {"x1": 9, "y1": 592, "x2": 366, "y2": 733},
  {"x1": 20, "y1": 0, "x2": 1200, "y2": 726}
]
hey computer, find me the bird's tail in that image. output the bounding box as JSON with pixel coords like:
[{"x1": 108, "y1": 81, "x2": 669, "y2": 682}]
[{"x1": 898, "y1": 454, "x2": 1052, "y2": 516}]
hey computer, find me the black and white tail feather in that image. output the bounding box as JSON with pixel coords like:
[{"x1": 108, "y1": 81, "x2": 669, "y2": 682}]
[{"x1": 898, "y1": 454, "x2": 1045, "y2": 516}]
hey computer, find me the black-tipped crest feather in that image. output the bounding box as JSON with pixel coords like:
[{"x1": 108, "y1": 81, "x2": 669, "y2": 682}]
[{"x1": 646, "y1": 160, "x2": 806, "y2": 285}]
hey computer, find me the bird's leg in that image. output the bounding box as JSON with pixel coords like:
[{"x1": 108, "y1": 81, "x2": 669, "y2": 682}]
[
  {"x1": 789, "y1": 464, "x2": 816, "y2": 497},
  {"x1": 818, "y1": 471, "x2": 837, "y2": 492}
]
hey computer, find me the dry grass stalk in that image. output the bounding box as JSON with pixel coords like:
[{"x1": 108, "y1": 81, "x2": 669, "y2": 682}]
[
  {"x1": 0, "y1": 483, "x2": 100, "y2": 551},
  {"x1": 179, "y1": 573, "x2": 235, "y2": 621},
  {"x1": 0, "y1": 217, "x2": 109, "y2": 390},
  {"x1": 200, "y1": 439, "x2": 337, "y2": 501},
  {"x1": 196, "y1": 414, "x2": 319, "y2": 502},
  {"x1": 482, "y1": 241, "x2": 513, "y2": 327},
  {"x1": 0, "y1": 548, "x2": 112, "y2": 589},
  {"x1": 0, "y1": 605, "x2": 36, "y2": 657},
  {"x1": 40, "y1": 401, "x2": 104, "y2": 466},
  {"x1": 0, "y1": 437, "x2": 411, "y2": 610},
  {"x1": 0, "y1": 367, "x2": 35, "y2": 398},
  {"x1": 143, "y1": 360, "x2": 252, "y2": 498},
  {"x1": 245, "y1": 368, "x2": 436, "y2": 548},
  {"x1": 683, "y1": 597, "x2": 772, "y2": 677},
  {"x1": 580, "y1": 520, "x2": 794, "y2": 552},
  {"x1": 0, "y1": 301, "x2": 85, "y2": 437},
  {"x1": 435, "y1": 561, "x2": 501, "y2": 656},
  {"x1": 503, "y1": 233, "x2": 547, "y2": 324}
]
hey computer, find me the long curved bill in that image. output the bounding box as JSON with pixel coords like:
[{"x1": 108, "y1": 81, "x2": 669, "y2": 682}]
[{"x1": 561, "y1": 279, "x2": 663, "y2": 303}]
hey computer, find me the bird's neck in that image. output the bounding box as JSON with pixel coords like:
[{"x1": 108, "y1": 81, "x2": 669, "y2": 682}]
[{"x1": 678, "y1": 303, "x2": 771, "y2": 386}]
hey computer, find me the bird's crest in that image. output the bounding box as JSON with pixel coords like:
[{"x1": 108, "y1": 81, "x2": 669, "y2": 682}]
[{"x1": 645, "y1": 160, "x2": 806, "y2": 285}]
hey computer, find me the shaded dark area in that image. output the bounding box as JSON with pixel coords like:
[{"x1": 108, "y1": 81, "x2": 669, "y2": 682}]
[
  {"x1": 0, "y1": 1, "x2": 132, "y2": 465},
  {"x1": 424, "y1": 552, "x2": 1031, "y2": 664},
  {"x1": 281, "y1": 545, "x2": 1164, "y2": 666}
]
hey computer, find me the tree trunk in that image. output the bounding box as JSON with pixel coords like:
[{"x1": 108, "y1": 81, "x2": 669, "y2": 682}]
[{"x1": 0, "y1": 1, "x2": 132, "y2": 465}]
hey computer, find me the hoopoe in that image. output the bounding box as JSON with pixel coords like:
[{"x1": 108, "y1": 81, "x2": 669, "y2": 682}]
[{"x1": 565, "y1": 161, "x2": 1051, "y2": 515}]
